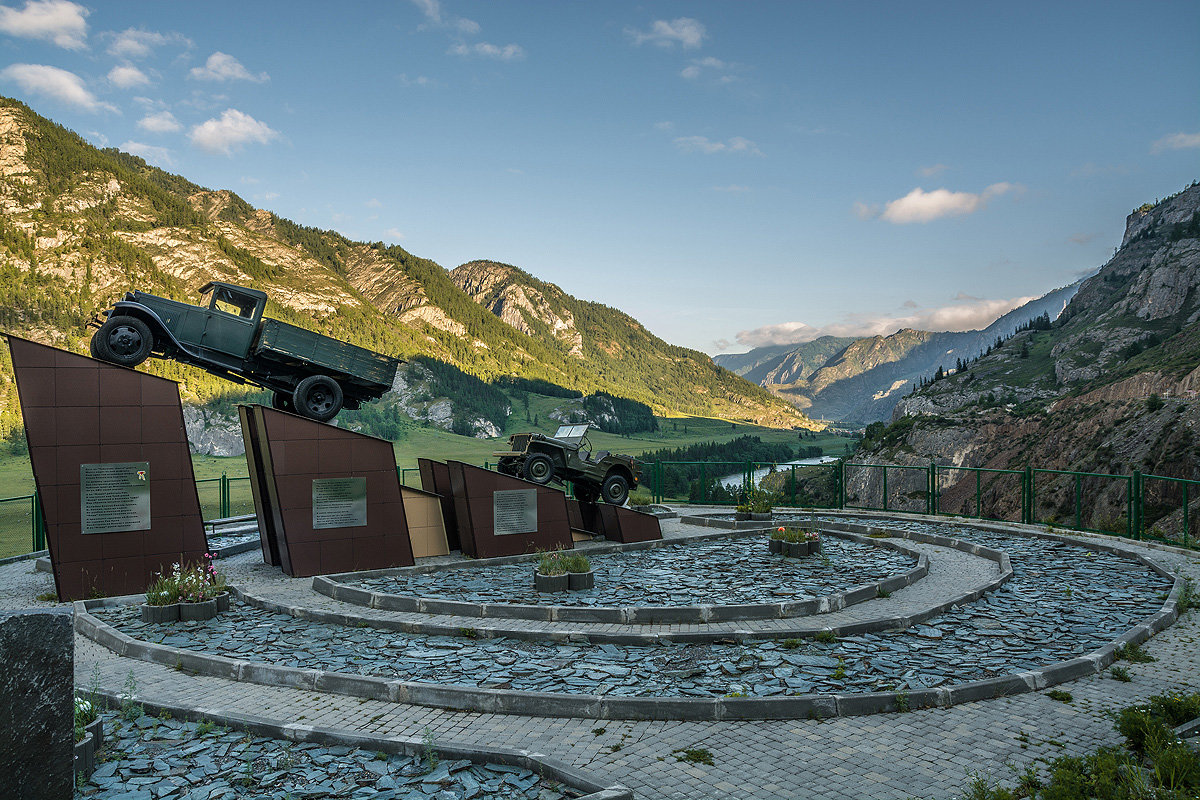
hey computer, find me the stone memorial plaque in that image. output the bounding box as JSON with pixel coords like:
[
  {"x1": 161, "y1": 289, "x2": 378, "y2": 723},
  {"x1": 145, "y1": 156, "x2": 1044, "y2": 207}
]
[
  {"x1": 493, "y1": 489, "x2": 537, "y2": 535},
  {"x1": 312, "y1": 477, "x2": 367, "y2": 529},
  {"x1": 80, "y1": 462, "x2": 151, "y2": 535}
]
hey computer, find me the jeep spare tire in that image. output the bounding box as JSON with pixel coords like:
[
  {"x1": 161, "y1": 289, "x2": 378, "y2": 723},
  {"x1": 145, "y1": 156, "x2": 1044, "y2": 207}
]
[
  {"x1": 293, "y1": 375, "x2": 343, "y2": 422},
  {"x1": 522, "y1": 453, "x2": 555, "y2": 484},
  {"x1": 601, "y1": 473, "x2": 629, "y2": 506},
  {"x1": 92, "y1": 315, "x2": 154, "y2": 368}
]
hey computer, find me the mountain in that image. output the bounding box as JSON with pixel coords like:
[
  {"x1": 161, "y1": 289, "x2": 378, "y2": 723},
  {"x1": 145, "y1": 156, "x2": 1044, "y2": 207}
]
[
  {"x1": 714, "y1": 282, "x2": 1083, "y2": 423},
  {"x1": 0, "y1": 97, "x2": 813, "y2": 443},
  {"x1": 852, "y1": 181, "x2": 1200, "y2": 538}
]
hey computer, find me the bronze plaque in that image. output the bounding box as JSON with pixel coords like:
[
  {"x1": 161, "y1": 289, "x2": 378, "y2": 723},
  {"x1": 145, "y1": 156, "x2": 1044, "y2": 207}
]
[
  {"x1": 80, "y1": 462, "x2": 151, "y2": 535},
  {"x1": 312, "y1": 477, "x2": 367, "y2": 529},
  {"x1": 493, "y1": 489, "x2": 537, "y2": 535}
]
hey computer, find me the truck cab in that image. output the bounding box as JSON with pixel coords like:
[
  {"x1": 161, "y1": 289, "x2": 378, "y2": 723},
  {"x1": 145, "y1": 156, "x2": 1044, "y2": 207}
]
[{"x1": 196, "y1": 282, "x2": 267, "y2": 360}]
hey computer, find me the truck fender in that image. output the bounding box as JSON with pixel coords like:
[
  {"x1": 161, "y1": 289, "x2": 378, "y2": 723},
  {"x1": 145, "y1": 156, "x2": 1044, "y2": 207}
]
[{"x1": 108, "y1": 301, "x2": 201, "y2": 360}]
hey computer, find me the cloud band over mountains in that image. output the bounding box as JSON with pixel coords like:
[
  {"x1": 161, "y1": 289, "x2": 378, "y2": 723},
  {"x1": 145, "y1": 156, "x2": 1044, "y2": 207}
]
[{"x1": 727, "y1": 294, "x2": 1039, "y2": 349}]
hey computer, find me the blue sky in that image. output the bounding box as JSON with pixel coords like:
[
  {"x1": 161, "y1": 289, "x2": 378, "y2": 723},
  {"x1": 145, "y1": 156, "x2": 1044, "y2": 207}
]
[{"x1": 0, "y1": 1, "x2": 1197, "y2": 355}]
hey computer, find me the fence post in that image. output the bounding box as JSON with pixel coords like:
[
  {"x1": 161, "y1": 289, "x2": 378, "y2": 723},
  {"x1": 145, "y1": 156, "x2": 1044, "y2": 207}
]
[
  {"x1": 219, "y1": 472, "x2": 229, "y2": 519},
  {"x1": 882, "y1": 467, "x2": 888, "y2": 512},
  {"x1": 837, "y1": 461, "x2": 845, "y2": 509},
  {"x1": 975, "y1": 470, "x2": 982, "y2": 519},
  {"x1": 1129, "y1": 471, "x2": 1139, "y2": 540},
  {"x1": 1074, "y1": 472, "x2": 1082, "y2": 531},
  {"x1": 1022, "y1": 467, "x2": 1033, "y2": 525},
  {"x1": 927, "y1": 461, "x2": 934, "y2": 515},
  {"x1": 1185, "y1": 483, "x2": 1191, "y2": 548},
  {"x1": 701, "y1": 464, "x2": 707, "y2": 504},
  {"x1": 791, "y1": 464, "x2": 797, "y2": 508}
]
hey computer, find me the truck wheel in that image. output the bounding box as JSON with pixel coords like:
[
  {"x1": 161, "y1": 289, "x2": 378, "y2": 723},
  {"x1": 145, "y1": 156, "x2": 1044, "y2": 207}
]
[
  {"x1": 92, "y1": 316, "x2": 154, "y2": 367},
  {"x1": 271, "y1": 391, "x2": 294, "y2": 412},
  {"x1": 522, "y1": 454, "x2": 555, "y2": 484},
  {"x1": 293, "y1": 375, "x2": 343, "y2": 422},
  {"x1": 601, "y1": 474, "x2": 629, "y2": 506}
]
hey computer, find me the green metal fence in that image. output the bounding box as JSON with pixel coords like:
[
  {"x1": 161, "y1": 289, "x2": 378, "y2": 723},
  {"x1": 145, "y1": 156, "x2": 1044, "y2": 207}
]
[{"x1": 6, "y1": 457, "x2": 1200, "y2": 559}]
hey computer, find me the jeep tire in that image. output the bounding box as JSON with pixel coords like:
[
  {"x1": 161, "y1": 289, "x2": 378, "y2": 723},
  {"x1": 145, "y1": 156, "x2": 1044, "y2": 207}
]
[
  {"x1": 601, "y1": 473, "x2": 629, "y2": 506},
  {"x1": 522, "y1": 453, "x2": 555, "y2": 484}
]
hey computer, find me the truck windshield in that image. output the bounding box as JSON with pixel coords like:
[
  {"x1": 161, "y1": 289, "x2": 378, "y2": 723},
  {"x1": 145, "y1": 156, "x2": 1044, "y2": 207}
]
[{"x1": 209, "y1": 287, "x2": 258, "y2": 319}]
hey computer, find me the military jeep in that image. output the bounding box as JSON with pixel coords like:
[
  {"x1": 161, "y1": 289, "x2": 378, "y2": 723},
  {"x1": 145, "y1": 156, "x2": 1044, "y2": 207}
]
[{"x1": 494, "y1": 424, "x2": 640, "y2": 505}]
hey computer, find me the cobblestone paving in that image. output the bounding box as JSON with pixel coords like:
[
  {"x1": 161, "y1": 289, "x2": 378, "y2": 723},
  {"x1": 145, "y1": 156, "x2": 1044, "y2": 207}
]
[
  {"x1": 92, "y1": 524, "x2": 1169, "y2": 696},
  {"x1": 80, "y1": 711, "x2": 568, "y2": 799},
  {"x1": 7, "y1": 512, "x2": 1199, "y2": 799},
  {"x1": 352, "y1": 534, "x2": 915, "y2": 607}
]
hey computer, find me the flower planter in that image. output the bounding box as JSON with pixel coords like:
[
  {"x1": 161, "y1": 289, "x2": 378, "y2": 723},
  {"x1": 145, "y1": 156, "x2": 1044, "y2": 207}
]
[
  {"x1": 140, "y1": 603, "x2": 180, "y2": 623},
  {"x1": 178, "y1": 598, "x2": 218, "y2": 621},
  {"x1": 534, "y1": 572, "x2": 569, "y2": 592},
  {"x1": 751, "y1": 512, "x2": 772, "y2": 521},
  {"x1": 85, "y1": 717, "x2": 103, "y2": 752},
  {"x1": 734, "y1": 511, "x2": 751, "y2": 521},
  {"x1": 568, "y1": 570, "x2": 595, "y2": 591},
  {"x1": 74, "y1": 731, "x2": 95, "y2": 780},
  {"x1": 214, "y1": 592, "x2": 231, "y2": 613},
  {"x1": 786, "y1": 540, "x2": 811, "y2": 558},
  {"x1": 768, "y1": 538, "x2": 784, "y2": 555},
  {"x1": 810, "y1": 539, "x2": 822, "y2": 554}
]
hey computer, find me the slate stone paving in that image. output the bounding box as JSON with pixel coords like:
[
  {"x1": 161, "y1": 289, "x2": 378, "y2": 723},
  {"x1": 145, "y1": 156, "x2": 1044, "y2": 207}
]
[
  {"x1": 351, "y1": 534, "x2": 915, "y2": 607},
  {"x1": 93, "y1": 521, "x2": 1173, "y2": 698},
  {"x1": 79, "y1": 711, "x2": 571, "y2": 799}
]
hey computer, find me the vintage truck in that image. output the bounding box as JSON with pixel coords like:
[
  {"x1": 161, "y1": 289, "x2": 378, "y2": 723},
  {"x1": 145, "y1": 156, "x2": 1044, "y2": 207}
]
[
  {"x1": 494, "y1": 423, "x2": 640, "y2": 505},
  {"x1": 89, "y1": 282, "x2": 401, "y2": 422}
]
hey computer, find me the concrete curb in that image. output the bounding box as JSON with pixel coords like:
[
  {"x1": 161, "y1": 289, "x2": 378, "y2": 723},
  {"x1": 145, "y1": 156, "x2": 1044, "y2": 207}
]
[
  {"x1": 313, "y1": 529, "x2": 929, "y2": 626},
  {"x1": 81, "y1": 687, "x2": 632, "y2": 800},
  {"x1": 72, "y1": 514, "x2": 1185, "y2": 721},
  {"x1": 0, "y1": 548, "x2": 47, "y2": 566}
]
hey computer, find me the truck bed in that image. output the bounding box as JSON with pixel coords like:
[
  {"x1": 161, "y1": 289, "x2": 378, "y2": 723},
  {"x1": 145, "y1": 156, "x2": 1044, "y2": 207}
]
[{"x1": 256, "y1": 319, "x2": 399, "y2": 391}]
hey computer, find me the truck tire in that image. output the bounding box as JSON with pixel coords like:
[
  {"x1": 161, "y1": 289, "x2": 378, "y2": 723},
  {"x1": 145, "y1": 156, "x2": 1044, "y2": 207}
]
[
  {"x1": 522, "y1": 454, "x2": 555, "y2": 484},
  {"x1": 293, "y1": 375, "x2": 343, "y2": 422},
  {"x1": 271, "y1": 391, "x2": 294, "y2": 412},
  {"x1": 601, "y1": 473, "x2": 629, "y2": 506},
  {"x1": 92, "y1": 316, "x2": 154, "y2": 367}
]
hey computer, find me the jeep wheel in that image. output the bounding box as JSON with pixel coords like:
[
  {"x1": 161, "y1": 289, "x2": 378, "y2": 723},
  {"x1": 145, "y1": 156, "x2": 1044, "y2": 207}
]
[
  {"x1": 522, "y1": 454, "x2": 555, "y2": 484},
  {"x1": 92, "y1": 316, "x2": 154, "y2": 367},
  {"x1": 293, "y1": 375, "x2": 343, "y2": 422},
  {"x1": 271, "y1": 391, "x2": 294, "y2": 412},
  {"x1": 601, "y1": 474, "x2": 629, "y2": 506}
]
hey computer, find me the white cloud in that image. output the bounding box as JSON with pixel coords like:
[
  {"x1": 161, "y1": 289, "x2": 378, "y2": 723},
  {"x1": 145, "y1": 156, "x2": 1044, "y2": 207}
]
[
  {"x1": 626, "y1": 17, "x2": 706, "y2": 49},
  {"x1": 107, "y1": 28, "x2": 189, "y2": 59},
  {"x1": 108, "y1": 64, "x2": 150, "y2": 89},
  {"x1": 448, "y1": 41, "x2": 524, "y2": 60},
  {"x1": 712, "y1": 184, "x2": 750, "y2": 193},
  {"x1": 398, "y1": 73, "x2": 432, "y2": 87},
  {"x1": 674, "y1": 135, "x2": 762, "y2": 156},
  {"x1": 734, "y1": 294, "x2": 1040, "y2": 348},
  {"x1": 365, "y1": 198, "x2": 382, "y2": 208},
  {"x1": 858, "y1": 182, "x2": 1018, "y2": 224},
  {"x1": 0, "y1": 0, "x2": 87, "y2": 50},
  {"x1": 0, "y1": 63, "x2": 115, "y2": 112},
  {"x1": 263, "y1": 191, "x2": 278, "y2": 200},
  {"x1": 189, "y1": 52, "x2": 269, "y2": 82},
  {"x1": 1151, "y1": 132, "x2": 1200, "y2": 154},
  {"x1": 681, "y1": 56, "x2": 729, "y2": 80},
  {"x1": 1069, "y1": 232, "x2": 1097, "y2": 245},
  {"x1": 137, "y1": 110, "x2": 180, "y2": 133},
  {"x1": 188, "y1": 108, "x2": 277, "y2": 155},
  {"x1": 410, "y1": 0, "x2": 478, "y2": 34},
  {"x1": 916, "y1": 163, "x2": 948, "y2": 177},
  {"x1": 653, "y1": 121, "x2": 673, "y2": 131},
  {"x1": 385, "y1": 227, "x2": 404, "y2": 241},
  {"x1": 120, "y1": 140, "x2": 172, "y2": 167}
]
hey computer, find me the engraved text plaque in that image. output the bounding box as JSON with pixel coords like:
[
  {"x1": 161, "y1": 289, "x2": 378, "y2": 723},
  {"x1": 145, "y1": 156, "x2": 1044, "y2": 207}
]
[
  {"x1": 493, "y1": 489, "x2": 537, "y2": 535},
  {"x1": 312, "y1": 477, "x2": 367, "y2": 529},
  {"x1": 80, "y1": 462, "x2": 151, "y2": 535}
]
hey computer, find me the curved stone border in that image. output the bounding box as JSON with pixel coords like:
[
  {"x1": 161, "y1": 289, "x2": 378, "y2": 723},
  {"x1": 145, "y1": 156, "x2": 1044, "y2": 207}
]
[
  {"x1": 313, "y1": 529, "x2": 929, "y2": 625},
  {"x1": 82, "y1": 688, "x2": 630, "y2": 800},
  {"x1": 73, "y1": 516, "x2": 1184, "y2": 720},
  {"x1": 232, "y1": 531, "x2": 1006, "y2": 645}
]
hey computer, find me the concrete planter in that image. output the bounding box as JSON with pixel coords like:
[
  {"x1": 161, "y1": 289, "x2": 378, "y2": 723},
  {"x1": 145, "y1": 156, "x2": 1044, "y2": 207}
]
[
  {"x1": 534, "y1": 572, "x2": 569, "y2": 592},
  {"x1": 751, "y1": 512, "x2": 773, "y2": 521},
  {"x1": 178, "y1": 599, "x2": 218, "y2": 621},
  {"x1": 568, "y1": 570, "x2": 595, "y2": 591},
  {"x1": 140, "y1": 603, "x2": 180, "y2": 623},
  {"x1": 768, "y1": 538, "x2": 784, "y2": 554},
  {"x1": 785, "y1": 540, "x2": 811, "y2": 558},
  {"x1": 85, "y1": 717, "x2": 103, "y2": 751},
  {"x1": 811, "y1": 538, "x2": 822, "y2": 554},
  {"x1": 74, "y1": 730, "x2": 95, "y2": 780},
  {"x1": 215, "y1": 592, "x2": 231, "y2": 613},
  {"x1": 734, "y1": 511, "x2": 751, "y2": 521}
]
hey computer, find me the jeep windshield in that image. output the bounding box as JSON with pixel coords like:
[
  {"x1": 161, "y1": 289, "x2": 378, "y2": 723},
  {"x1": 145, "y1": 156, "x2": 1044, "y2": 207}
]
[{"x1": 552, "y1": 424, "x2": 590, "y2": 446}]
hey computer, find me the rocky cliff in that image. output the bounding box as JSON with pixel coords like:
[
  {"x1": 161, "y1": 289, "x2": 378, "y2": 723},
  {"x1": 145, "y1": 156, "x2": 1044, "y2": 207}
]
[{"x1": 851, "y1": 182, "x2": 1200, "y2": 541}]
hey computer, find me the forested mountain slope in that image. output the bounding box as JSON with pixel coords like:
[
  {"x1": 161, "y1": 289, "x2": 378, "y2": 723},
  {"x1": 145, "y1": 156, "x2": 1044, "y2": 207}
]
[{"x1": 0, "y1": 97, "x2": 812, "y2": 441}]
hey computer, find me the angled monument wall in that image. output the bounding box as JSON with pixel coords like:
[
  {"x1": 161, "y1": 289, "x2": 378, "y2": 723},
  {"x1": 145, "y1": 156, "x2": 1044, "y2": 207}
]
[
  {"x1": 240, "y1": 405, "x2": 414, "y2": 577},
  {"x1": 445, "y1": 460, "x2": 573, "y2": 558},
  {"x1": 8, "y1": 336, "x2": 208, "y2": 600}
]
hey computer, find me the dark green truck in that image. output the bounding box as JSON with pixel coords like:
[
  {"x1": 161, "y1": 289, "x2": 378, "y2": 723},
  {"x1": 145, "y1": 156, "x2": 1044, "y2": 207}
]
[{"x1": 89, "y1": 282, "x2": 400, "y2": 421}]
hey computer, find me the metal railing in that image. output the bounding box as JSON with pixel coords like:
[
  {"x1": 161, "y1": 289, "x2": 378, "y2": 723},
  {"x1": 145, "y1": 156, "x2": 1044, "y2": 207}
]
[{"x1": 647, "y1": 459, "x2": 1200, "y2": 549}]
